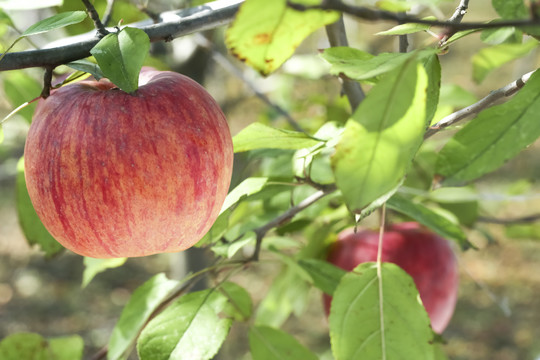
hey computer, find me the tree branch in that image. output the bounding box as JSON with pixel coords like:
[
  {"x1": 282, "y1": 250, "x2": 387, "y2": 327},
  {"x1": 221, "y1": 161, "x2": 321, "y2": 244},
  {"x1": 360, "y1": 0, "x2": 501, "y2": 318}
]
[
  {"x1": 0, "y1": 0, "x2": 243, "y2": 71},
  {"x1": 81, "y1": 0, "x2": 110, "y2": 37},
  {"x1": 325, "y1": 16, "x2": 365, "y2": 111},
  {"x1": 287, "y1": 0, "x2": 540, "y2": 31},
  {"x1": 425, "y1": 70, "x2": 535, "y2": 138},
  {"x1": 251, "y1": 186, "x2": 336, "y2": 260}
]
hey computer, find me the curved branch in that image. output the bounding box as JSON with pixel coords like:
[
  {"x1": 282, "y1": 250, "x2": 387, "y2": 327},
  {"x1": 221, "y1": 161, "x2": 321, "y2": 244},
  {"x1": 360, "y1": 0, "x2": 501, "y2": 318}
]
[
  {"x1": 425, "y1": 70, "x2": 535, "y2": 138},
  {"x1": 0, "y1": 0, "x2": 243, "y2": 71}
]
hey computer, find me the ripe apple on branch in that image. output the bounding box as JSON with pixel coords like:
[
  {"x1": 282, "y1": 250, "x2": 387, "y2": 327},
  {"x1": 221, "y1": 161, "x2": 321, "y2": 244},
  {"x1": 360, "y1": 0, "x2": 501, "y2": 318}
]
[
  {"x1": 24, "y1": 68, "x2": 234, "y2": 258},
  {"x1": 324, "y1": 222, "x2": 459, "y2": 334}
]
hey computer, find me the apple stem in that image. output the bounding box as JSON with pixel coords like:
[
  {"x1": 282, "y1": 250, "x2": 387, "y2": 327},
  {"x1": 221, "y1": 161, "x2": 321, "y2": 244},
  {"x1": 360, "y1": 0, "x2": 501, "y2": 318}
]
[{"x1": 39, "y1": 66, "x2": 54, "y2": 99}]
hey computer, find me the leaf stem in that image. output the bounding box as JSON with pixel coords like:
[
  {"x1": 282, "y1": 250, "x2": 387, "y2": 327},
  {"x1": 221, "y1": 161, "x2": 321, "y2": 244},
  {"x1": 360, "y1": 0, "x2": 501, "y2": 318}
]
[{"x1": 376, "y1": 203, "x2": 387, "y2": 360}]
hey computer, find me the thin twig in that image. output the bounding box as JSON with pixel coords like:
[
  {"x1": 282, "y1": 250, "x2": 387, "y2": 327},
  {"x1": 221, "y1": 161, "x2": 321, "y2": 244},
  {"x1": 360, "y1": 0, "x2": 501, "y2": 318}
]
[
  {"x1": 102, "y1": 0, "x2": 116, "y2": 27},
  {"x1": 425, "y1": 70, "x2": 535, "y2": 138},
  {"x1": 81, "y1": 0, "x2": 110, "y2": 37},
  {"x1": 287, "y1": 0, "x2": 540, "y2": 30},
  {"x1": 251, "y1": 186, "x2": 336, "y2": 260},
  {"x1": 440, "y1": 0, "x2": 470, "y2": 43},
  {"x1": 325, "y1": 16, "x2": 365, "y2": 110}
]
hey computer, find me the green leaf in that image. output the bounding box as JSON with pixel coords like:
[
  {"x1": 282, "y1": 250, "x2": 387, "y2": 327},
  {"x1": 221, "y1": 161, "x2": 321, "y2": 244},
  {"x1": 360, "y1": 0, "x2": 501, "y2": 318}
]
[
  {"x1": 321, "y1": 48, "x2": 435, "y2": 82},
  {"x1": 436, "y1": 69, "x2": 540, "y2": 185},
  {"x1": 329, "y1": 263, "x2": 435, "y2": 360},
  {"x1": 386, "y1": 194, "x2": 471, "y2": 249},
  {"x1": 22, "y1": 11, "x2": 87, "y2": 36},
  {"x1": 220, "y1": 282, "x2": 253, "y2": 321},
  {"x1": 506, "y1": 223, "x2": 540, "y2": 240},
  {"x1": 376, "y1": 17, "x2": 435, "y2": 36},
  {"x1": 249, "y1": 326, "x2": 318, "y2": 360},
  {"x1": 0, "y1": 8, "x2": 15, "y2": 28},
  {"x1": 137, "y1": 289, "x2": 232, "y2": 360},
  {"x1": 472, "y1": 40, "x2": 537, "y2": 83},
  {"x1": 221, "y1": 177, "x2": 270, "y2": 213},
  {"x1": 226, "y1": 0, "x2": 339, "y2": 75},
  {"x1": 66, "y1": 59, "x2": 105, "y2": 81},
  {"x1": 90, "y1": 27, "x2": 150, "y2": 93},
  {"x1": 376, "y1": 0, "x2": 410, "y2": 12},
  {"x1": 233, "y1": 122, "x2": 322, "y2": 152},
  {"x1": 109, "y1": 274, "x2": 180, "y2": 360},
  {"x1": 331, "y1": 59, "x2": 428, "y2": 213},
  {"x1": 15, "y1": 158, "x2": 64, "y2": 257},
  {"x1": 298, "y1": 258, "x2": 346, "y2": 295},
  {"x1": 0, "y1": 333, "x2": 84, "y2": 360},
  {"x1": 492, "y1": 0, "x2": 528, "y2": 19},
  {"x1": 423, "y1": 54, "x2": 441, "y2": 126},
  {"x1": 255, "y1": 264, "x2": 311, "y2": 327},
  {"x1": 3, "y1": 71, "x2": 41, "y2": 123},
  {"x1": 82, "y1": 257, "x2": 127, "y2": 288}
]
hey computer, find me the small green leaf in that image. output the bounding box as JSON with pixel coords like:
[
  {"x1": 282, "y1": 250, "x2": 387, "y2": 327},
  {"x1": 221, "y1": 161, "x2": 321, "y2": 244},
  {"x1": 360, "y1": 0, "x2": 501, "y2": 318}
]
[
  {"x1": 249, "y1": 326, "x2": 318, "y2": 360},
  {"x1": 376, "y1": 0, "x2": 410, "y2": 12},
  {"x1": 90, "y1": 27, "x2": 150, "y2": 93},
  {"x1": 22, "y1": 11, "x2": 87, "y2": 36},
  {"x1": 137, "y1": 289, "x2": 232, "y2": 360},
  {"x1": 15, "y1": 158, "x2": 64, "y2": 257},
  {"x1": 492, "y1": 0, "x2": 528, "y2": 19},
  {"x1": 0, "y1": 333, "x2": 84, "y2": 360},
  {"x1": 82, "y1": 257, "x2": 127, "y2": 288},
  {"x1": 506, "y1": 224, "x2": 540, "y2": 240},
  {"x1": 321, "y1": 47, "x2": 434, "y2": 81},
  {"x1": 0, "y1": 8, "x2": 15, "y2": 28},
  {"x1": 376, "y1": 17, "x2": 435, "y2": 36},
  {"x1": 298, "y1": 258, "x2": 346, "y2": 295},
  {"x1": 109, "y1": 274, "x2": 180, "y2": 360},
  {"x1": 331, "y1": 59, "x2": 428, "y2": 213},
  {"x1": 226, "y1": 0, "x2": 339, "y2": 75},
  {"x1": 436, "y1": 69, "x2": 540, "y2": 185},
  {"x1": 66, "y1": 59, "x2": 105, "y2": 81},
  {"x1": 472, "y1": 40, "x2": 537, "y2": 83},
  {"x1": 220, "y1": 177, "x2": 270, "y2": 213},
  {"x1": 233, "y1": 123, "x2": 322, "y2": 152},
  {"x1": 220, "y1": 282, "x2": 253, "y2": 321},
  {"x1": 330, "y1": 263, "x2": 435, "y2": 360},
  {"x1": 386, "y1": 194, "x2": 471, "y2": 249}
]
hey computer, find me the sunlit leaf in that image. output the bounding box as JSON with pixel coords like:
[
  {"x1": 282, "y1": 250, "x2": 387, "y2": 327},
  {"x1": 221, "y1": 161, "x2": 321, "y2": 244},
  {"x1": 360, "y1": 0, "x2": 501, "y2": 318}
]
[
  {"x1": 472, "y1": 41, "x2": 537, "y2": 83},
  {"x1": 109, "y1": 274, "x2": 180, "y2": 360},
  {"x1": 90, "y1": 27, "x2": 150, "y2": 93},
  {"x1": 330, "y1": 262, "x2": 435, "y2": 360},
  {"x1": 249, "y1": 326, "x2": 318, "y2": 360},
  {"x1": 436, "y1": 69, "x2": 540, "y2": 184},
  {"x1": 226, "y1": 0, "x2": 339, "y2": 75},
  {"x1": 331, "y1": 59, "x2": 428, "y2": 213},
  {"x1": 376, "y1": 17, "x2": 435, "y2": 36},
  {"x1": 82, "y1": 257, "x2": 127, "y2": 288},
  {"x1": 137, "y1": 289, "x2": 232, "y2": 360},
  {"x1": 233, "y1": 122, "x2": 322, "y2": 152},
  {"x1": 22, "y1": 11, "x2": 87, "y2": 36}
]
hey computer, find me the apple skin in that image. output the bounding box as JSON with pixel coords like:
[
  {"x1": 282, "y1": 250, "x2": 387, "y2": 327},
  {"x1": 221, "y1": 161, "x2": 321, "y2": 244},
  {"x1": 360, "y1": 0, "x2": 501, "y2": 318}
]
[
  {"x1": 24, "y1": 69, "x2": 233, "y2": 258},
  {"x1": 324, "y1": 222, "x2": 459, "y2": 333}
]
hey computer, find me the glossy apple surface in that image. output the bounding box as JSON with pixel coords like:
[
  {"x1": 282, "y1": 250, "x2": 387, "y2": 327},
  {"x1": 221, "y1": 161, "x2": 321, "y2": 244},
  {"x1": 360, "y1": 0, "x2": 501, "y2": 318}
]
[
  {"x1": 24, "y1": 69, "x2": 233, "y2": 258},
  {"x1": 324, "y1": 222, "x2": 459, "y2": 333}
]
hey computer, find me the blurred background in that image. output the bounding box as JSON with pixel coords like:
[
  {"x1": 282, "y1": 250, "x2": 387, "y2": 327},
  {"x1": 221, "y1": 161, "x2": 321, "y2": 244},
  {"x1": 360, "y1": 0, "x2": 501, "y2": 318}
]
[{"x1": 1, "y1": 0, "x2": 540, "y2": 359}]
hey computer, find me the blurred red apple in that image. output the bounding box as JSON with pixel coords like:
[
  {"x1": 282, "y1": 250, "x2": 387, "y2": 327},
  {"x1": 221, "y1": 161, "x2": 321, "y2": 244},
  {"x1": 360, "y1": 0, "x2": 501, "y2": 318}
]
[
  {"x1": 324, "y1": 222, "x2": 459, "y2": 333},
  {"x1": 24, "y1": 69, "x2": 233, "y2": 258}
]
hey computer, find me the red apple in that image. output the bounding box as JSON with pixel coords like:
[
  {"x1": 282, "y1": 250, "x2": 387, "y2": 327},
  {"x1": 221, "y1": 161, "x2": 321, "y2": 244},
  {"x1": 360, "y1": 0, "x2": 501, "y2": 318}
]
[
  {"x1": 24, "y1": 69, "x2": 233, "y2": 258},
  {"x1": 324, "y1": 222, "x2": 458, "y2": 333}
]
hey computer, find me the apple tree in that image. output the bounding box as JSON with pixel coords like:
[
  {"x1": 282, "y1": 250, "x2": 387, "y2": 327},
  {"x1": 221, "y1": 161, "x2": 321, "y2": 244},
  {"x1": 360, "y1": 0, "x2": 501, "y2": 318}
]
[{"x1": 1, "y1": 0, "x2": 540, "y2": 359}]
